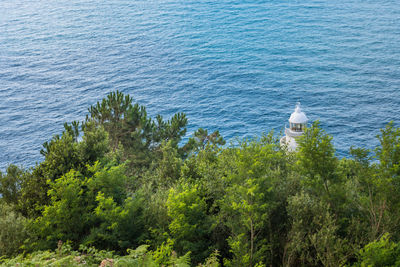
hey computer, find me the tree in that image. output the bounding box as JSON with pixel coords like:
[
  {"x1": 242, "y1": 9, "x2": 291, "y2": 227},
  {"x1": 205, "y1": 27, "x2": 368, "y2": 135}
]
[
  {"x1": 29, "y1": 162, "x2": 130, "y2": 251},
  {"x1": 88, "y1": 91, "x2": 134, "y2": 151},
  {"x1": 90, "y1": 191, "x2": 146, "y2": 251},
  {"x1": 372, "y1": 122, "x2": 400, "y2": 239},
  {"x1": 344, "y1": 146, "x2": 390, "y2": 241},
  {"x1": 153, "y1": 113, "x2": 188, "y2": 150},
  {"x1": 0, "y1": 203, "x2": 27, "y2": 257},
  {"x1": 30, "y1": 169, "x2": 93, "y2": 249},
  {"x1": 167, "y1": 182, "x2": 213, "y2": 265},
  {"x1": 88, "y1": 91, "x2": 188, "y2": 172},
  {"x1": 297, "y1": 121, "x2": 338, "y2": 198},
  {"x1": 151, "y1": 141, "x2": 182, "y2": 188},
  {"x1": 18, "y1": 167, "x2": 49, "y2": 218},
  {"x1": 284, "y1": 192, "x2": 349, "y2": 267},
  {"x1": 18, "y1": 121, "x2": 109, "y2": 218},
  {"x1": 0, "y1": 165, "x2": 25, "y2": 206},
  {"x1": 78, "y1": 121, "x2": 109, "y2": 166},
  {"x1": 183, "y1": 128, "x2": 225, "y2": 156},
  {"x1": 376, "y1": 122, "x2": 400, "y2": 177},
  {"x1": 220, "y1": 136, "x2": 285, "y2": 266}
]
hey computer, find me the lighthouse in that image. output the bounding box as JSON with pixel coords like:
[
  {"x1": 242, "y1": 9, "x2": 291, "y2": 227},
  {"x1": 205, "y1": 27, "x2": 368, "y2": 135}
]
[{"x1": 280, "y1": 102, "x2": 309, "y2": 151}]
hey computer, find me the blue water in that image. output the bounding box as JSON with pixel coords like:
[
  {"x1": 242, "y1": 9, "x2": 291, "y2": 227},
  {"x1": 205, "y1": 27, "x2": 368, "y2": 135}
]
[{"x1": 1, "y1": 0, "x2": 399, "y2": 169}]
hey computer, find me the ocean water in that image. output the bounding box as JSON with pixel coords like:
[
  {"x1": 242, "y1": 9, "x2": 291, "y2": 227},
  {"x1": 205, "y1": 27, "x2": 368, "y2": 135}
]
[{"x1": 0, "y1": 0, "x2": 399, "y2": 170}]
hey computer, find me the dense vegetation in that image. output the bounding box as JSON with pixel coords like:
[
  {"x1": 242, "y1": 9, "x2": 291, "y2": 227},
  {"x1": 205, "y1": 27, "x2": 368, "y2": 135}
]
[{"x1": 1, "y1": 91, "x2": 400, "y2": 266}]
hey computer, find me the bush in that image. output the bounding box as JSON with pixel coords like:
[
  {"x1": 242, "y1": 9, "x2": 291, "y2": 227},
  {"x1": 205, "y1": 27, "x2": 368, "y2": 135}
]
[
  {"x1": 354, "y1": 233, "x2": 400, "y2": 267},
  {"x1": 0, "y1": 203, "x2": 27, "y2": 257}
]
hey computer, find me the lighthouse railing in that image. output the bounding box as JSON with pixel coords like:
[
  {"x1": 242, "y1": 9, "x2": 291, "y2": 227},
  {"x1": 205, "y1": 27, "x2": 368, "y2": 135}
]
[{"x1": 285, "y1": 128, "x2": 304, "y2": 138}]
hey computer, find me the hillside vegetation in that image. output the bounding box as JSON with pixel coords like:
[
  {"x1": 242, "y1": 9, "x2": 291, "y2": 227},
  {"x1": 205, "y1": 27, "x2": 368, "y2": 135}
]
[{"x1": 1, "y1": 91, "x2": 400, "y2": 266}]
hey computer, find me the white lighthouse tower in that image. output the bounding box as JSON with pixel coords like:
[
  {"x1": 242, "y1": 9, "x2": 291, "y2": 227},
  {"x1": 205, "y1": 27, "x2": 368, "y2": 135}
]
[{"x1": 280, "y1": 102, "x2": 309, "y2": 151}]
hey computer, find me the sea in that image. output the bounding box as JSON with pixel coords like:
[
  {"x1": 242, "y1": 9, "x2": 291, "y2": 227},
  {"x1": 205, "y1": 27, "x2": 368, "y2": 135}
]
[{"x1": 1, "y1": 0, "x2": 399, "y2": 170}]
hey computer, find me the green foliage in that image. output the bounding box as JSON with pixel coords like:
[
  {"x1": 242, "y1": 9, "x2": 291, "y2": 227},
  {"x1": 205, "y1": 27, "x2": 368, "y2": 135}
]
[
  {"x1": 6, "y1": 91, "x2": 400, "y2": 267},
  {"x1": 199, "y1": 250, "x2": 221, "y2": 267},
  {"x1": 0, "y1": 242, "x2": 195, "y2": 267},
  {"x1": 373, "y1": 122, "x2": 400, "y2": 238},
  {"x1": 350, "y1": 146, "x2": 371, "y2": 168},
  {"x1": 0, "y1": 165, "x2": 25, "y2": 206},
  {"x1": 297, "y1": 121, "x2": 338, "y2": 197},
  {"x1": 167, "y1": 182, "x2": 212, "y2": 264},
  {"x1": 183, "y1": 128, "x2": 225, "y2": 155},
  {"x1": 0, "y1": 203, "x2": 27, "y2": 257},
  {"x1": 153, "y1": 113, "x2": 188, "y2": 149},
  {"x1": 140, "y1": 186, "x2": 170, "y2": 249},
  {"x1": 152, "y1": 239, "x2": 175, "y2": 265},
  {"x1": 152, "y1": 141, "x2": 183, "y2": 188},
  {"x1": 17, "y1": 167, "x2": 49, "y2": 218},
  {"x1": 88, "y1": 91, "x2": 188, "y2": 173},
  {"x1": 220, "y1": 134, "x2": 285, "y2": 267},
  {"x1": 39, "y1": 127, "x2": 80, "y2": 180},
  {"x1": 285, "y1": 191, "x2": 349, "y2": 266},
  {"x1": 90, "y1": 191, "x2": 146, "y2": 251},
  {"x1": 79, "y1": 121, "x2": 109, "y2": 165},
  {"x1": 18, "y1": 121, "x2": 109, "y2": 217},
  {"x1": 86, "y1": 162, "x2": 127, "y2": 204},
  {"x1": 376, "y1": 122, "x2": 400, "y2": 177},
  {"x1": 26, "y1": 162, "x2": 147, "y2": 252},
  {"x1": 88, "y1": 91, "x2": 137, "y2": 151},
  {"x1": 30, "y1": 169, "x2": 93, "y2": 249},
  {"x1": 354, "y1": 233, "x2": 400, "y2": 267}
]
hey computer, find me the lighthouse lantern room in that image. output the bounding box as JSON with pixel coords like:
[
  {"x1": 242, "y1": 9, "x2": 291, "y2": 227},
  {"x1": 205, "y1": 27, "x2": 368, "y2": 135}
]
[{"x1": 280, "y1": 102, "x2": 309, "y2": 151}]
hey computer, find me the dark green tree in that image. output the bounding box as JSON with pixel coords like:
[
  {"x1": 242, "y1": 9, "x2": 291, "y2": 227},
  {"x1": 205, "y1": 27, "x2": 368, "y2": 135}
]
[
  {"x1": 88, "y1": 91, "x2": 134, "y2": 151},
  {"x1": 89, "y1": 191, "x2": 146, "y2": 251},
  {"x1": 88, "y1": 91, "x2": 188, "y2": 172},
  {"x1": 0, "y1": 165, "x2": 25, "y2": 206},
  {"x1": 284, "y1": 192, "x2": 349, "y2": 267},
  {"x1": 183, "y1": 128, "x2": 225, "y2": 155},
  {"x1": 18, "y1": 121, "x2": 109, "y2": 217},
  {"x1": 0, "y1": 202, "x2": 27, "y2": 257}
]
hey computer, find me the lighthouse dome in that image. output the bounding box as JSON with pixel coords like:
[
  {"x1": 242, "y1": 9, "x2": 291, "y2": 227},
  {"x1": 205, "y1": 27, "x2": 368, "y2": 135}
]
[{"x1": 289, "y1": 103, "x2": 308, "y2": 124}]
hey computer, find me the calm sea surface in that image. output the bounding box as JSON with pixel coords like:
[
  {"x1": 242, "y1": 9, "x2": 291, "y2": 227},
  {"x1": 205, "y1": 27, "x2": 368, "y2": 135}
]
[{"x1": 1, "y1": 0, "x2": 399, "y2": 169}]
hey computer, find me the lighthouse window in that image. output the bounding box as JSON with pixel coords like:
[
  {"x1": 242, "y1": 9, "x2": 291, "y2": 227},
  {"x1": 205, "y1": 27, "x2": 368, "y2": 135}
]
[
  {"x1": 290, "y1": 123, "x2": 305, "y2": 132},
  {"x1": 290, "y1": 123, "x2": 303, "y2": 132}
]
